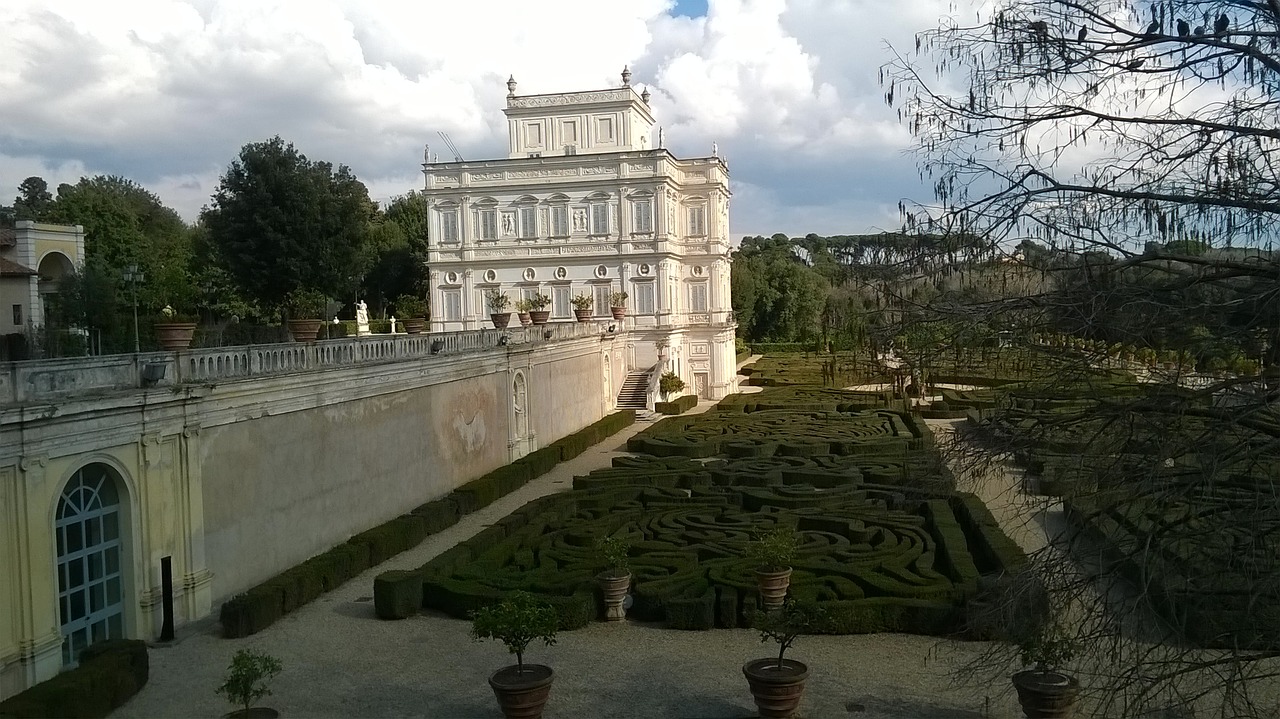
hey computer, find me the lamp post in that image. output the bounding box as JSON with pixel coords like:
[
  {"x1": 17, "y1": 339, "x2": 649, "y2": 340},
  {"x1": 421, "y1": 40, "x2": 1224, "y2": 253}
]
[{"x1": 122, "y1": 264, "x2": 144, "y2": 353}]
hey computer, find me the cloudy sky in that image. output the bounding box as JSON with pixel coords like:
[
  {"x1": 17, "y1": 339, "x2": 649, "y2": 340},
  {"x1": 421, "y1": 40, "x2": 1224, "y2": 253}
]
[{"x1": 0, "y1": 0, "x2": 959, "y2": 239}]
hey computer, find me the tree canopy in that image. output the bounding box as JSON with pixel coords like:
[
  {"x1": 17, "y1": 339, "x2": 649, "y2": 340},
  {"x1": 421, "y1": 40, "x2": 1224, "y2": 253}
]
[{"x1": 202, "y1": 136, "x2": 376, "y2": 311}]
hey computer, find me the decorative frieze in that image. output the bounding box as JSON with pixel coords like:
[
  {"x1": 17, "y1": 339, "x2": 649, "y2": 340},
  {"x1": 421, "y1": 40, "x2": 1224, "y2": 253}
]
[{"x1": 508, "y1": 90, "x2": 632, "y2": 108}]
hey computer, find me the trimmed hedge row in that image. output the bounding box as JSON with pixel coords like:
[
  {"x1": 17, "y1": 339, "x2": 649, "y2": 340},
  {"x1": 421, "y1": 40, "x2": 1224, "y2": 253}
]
[
  {"x1": 224, "y1": 409, "x2": 639, "y2": 636},
  {"x1": 655, "y1": 394, "x2": 698, "y2": 415},
  {"x1": 0, "y1": 640, "x2": 148, "y2": 719}
]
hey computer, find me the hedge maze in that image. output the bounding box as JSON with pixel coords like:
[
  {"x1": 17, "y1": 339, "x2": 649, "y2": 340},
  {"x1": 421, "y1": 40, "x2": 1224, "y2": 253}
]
[
  {"x1": 968, "y1": 381, "x2": 1280, "y2": 649},
  {"x1": 412, "y1": 374, "x2": 1026, "y2": 636}
]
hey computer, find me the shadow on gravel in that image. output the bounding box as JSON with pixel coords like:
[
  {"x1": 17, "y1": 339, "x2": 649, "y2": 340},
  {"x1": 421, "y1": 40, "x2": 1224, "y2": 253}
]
[{"x1": 843, "y1": 695, "x2": 986, "y2": 718}]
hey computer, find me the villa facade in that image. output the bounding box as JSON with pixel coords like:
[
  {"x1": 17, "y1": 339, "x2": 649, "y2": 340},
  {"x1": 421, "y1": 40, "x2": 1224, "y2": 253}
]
[{"x1": 421, "y1": 70, "x2": 738, "y2": 403}]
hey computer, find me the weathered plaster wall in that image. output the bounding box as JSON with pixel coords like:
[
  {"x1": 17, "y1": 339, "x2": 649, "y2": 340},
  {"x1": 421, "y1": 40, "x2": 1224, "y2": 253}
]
[{"x1": 200, "y1": 370, "x2": 509, "y2": 600}]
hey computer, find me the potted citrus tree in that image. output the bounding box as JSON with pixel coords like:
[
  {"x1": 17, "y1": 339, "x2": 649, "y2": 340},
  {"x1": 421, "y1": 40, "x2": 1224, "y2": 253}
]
[
  {"x1": 571, "y1": 294, "x2": 594, "y2": 322},
  {"x1": 595, "y1": 535, "x2": 632, "y2": 621},
  {"x1": 486, "y1": 289, "x2": 512, "y2": 329},
  {"x1": 1011, "y1": 618, "x2": 1080, "y2": 718},
  {"x1": 609, "y1": 291, "x2": 628, "y2": 320},
  {"x1": 748, "y1": 527, "x2": 798, "y2": 611},
  {"x1": 471, "y1": 591, "x2": 559, "y2": 719},
  {"x1": 284, "y1": 288, "x2": 327, "y2": 342},
  {"x1": 515, "y1": 298, "x2": 533, "y2": 327},
  {"x1": 743, "y1": 599, "x2": 825, "y2": 719},
  {"x1": 393, "y1": 294, "x2": 428, "y2": 334},
  {"x1": 528, "y1": 293, "x2": 552, "y2": 325},
  {"x1": 154, "y1": 304, "x2": 198, "y2": 351},
  {"x1": 215, "y1": 648, "x2": 283, "y2": 719}
]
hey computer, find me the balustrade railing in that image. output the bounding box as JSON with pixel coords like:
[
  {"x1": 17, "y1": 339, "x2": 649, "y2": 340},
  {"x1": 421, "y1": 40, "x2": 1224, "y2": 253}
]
[{"x1": 0, "y1": 321, "x2": 612, "y2": 404}]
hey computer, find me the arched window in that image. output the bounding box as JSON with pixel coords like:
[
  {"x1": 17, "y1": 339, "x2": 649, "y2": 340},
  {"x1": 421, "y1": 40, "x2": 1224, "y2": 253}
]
[{"x1": 56, "y1": 464, "x2": 125, "y2": 666}]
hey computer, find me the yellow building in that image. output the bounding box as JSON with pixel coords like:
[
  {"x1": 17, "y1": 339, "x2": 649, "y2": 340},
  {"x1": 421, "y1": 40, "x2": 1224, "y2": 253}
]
[{"x1": 0, "y1": 221, "x2": 84, "y2": 337}]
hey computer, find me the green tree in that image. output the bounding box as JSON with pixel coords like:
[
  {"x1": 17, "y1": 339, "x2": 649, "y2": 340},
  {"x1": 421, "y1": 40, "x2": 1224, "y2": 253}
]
[
  {"x1": 12, "y1": 176, "x2": 54, "y2": 221},
  {"x1": 202, "y1": 136, "x2": 376, "y2": 313}
]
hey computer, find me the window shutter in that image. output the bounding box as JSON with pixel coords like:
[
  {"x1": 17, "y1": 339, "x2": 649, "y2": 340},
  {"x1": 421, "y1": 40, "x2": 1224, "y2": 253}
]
[{"x1": 592, "y1": 204, "x2": 609, "y2": 234}]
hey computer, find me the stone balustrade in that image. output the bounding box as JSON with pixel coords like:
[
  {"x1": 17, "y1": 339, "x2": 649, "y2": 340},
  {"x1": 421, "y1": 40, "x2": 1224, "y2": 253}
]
[{"x1": 0, "y1": 321, "x2": 612, "y2": 405}]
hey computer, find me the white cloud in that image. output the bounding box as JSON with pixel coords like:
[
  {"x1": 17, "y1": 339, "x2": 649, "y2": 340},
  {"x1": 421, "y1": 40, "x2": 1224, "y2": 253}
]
[{"x1": 0, "y1": 0, "x2": 945, "y2": 236}]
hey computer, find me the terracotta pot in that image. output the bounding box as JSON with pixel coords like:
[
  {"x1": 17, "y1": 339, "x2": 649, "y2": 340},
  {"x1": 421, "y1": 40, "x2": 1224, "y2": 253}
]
[
  {"x1": 754, "y1": 567, "x2": 792, "y2": 610},
  {"x1": 489, "y1": 664, "x2": 554, "y2": 719},
  {"x1": 529, "y1": 310, "x2": 550, "y2": 325},
  {"x1": 224, "y1": 709, "x2": 279, "y2": 719},
  {"x1": 742, "y1": 658, "x2": 808, "y2": 719},
  {"x1": 574, "y1": 309, "x2": 593, "y2": 322},
  {"x1": 518, "y1": 312, "x2": 532, "y2": 327},
  {"x1": 610, "y1": 306, "x2": 627, "y2": 320},
  {"x1": 1012, "y1": 670, "x2": 1079, "y2": 719},
  {"x1": 286, "y1": 318, "x2": 324, "y2": 342},
  {"x1": 402, "y1": 317, "x2": 427, "y2": 334},
  {"x1": 492, "y1": 312, "x2": 512, "y2": 329},
  {"x1": 597, "y1": 571, "x2": 631, "y2": 621},
  {"x1": 153, "y1": 321, "x2": 197, "y2": 351}
]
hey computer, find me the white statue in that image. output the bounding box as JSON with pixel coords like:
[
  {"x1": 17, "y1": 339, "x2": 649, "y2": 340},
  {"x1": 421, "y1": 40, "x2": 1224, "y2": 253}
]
[
  {"x1": 423, "y1": 144, "x2": 430, "y2": 164},
  {"x1": 390, "y1": 316, "x2": 397, "y2": 334},
  {"x1": 658, "y1": 127, "x2": 664, "y2": 148},
  {"x1": 356, "y1": 300, "x2": 370, "y2": 336},
  {"x1": 573, "y1": 209, "x2": 587, "y2": 232},
  {"x1": 712, "y1": 141, "x2": 718, "y2": 157},
  {"x1": 503, "y1": 213, "x2": 515, "y2": 234}
]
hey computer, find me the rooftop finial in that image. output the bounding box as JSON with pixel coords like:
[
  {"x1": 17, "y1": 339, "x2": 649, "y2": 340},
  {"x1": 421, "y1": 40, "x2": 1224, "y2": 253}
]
[
  {"x1": 621, "y1": 65, "x2": 632, "y2": 86},
  {"x1": 507, "y1": 75, "x2": 517, "y2": 98},
  {"x1": 641, "y1": 86, "x2": 651, "y2": 104}
]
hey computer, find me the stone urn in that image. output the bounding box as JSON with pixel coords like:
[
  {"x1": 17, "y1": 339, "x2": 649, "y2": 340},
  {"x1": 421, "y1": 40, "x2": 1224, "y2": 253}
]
[
  {"x1": 402, "y1": 318, "x2": 427, "y2": 334},
  {"x1": 529, "y1": 310, "x2": 550, "y2": 325},
  {"x1": 574, "y1": 309, "x2": 592, "y2": 322},
  {"x1": 153, "y1": 321, "x2": 197, "y2": 351},
  {"x1": 743, "y1": 658, "x2": 808, "y2": 719},
  {"x1": 754, "y1": 567, "x2": 792, "y2": 611},
  {"x1": 1012, "y1": 670, "x2": 1080, "y2": 718},
  {"x1": 489, "y1": 664, "x2": 554, "y2": 719},
  {"x1": 491, "y1": 312, "x2": 512, "y2": 330},
  {"x1": 518, "y1": 312, "x2": 532, "y2": 327},
  {"x1": 286, "y1": 318, "x2": 324, "y2": 342},
  {"x1": 610, "y1": 306, "x2": 627, "y2": 320},
  {"x1": 596, "y1": 571, "x2": 631, "y2": 621}
]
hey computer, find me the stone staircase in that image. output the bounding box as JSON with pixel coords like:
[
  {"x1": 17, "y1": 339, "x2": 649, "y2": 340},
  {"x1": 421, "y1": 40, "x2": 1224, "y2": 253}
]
[{"x1": 616, "y1": 370, "x2": 651, "y2": 410}]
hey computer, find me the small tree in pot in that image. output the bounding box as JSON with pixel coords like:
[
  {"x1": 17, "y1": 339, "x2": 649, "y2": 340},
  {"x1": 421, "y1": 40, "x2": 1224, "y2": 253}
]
[
  {"x1": 528, "y1": 293, "x2": 552, "y2": 325},
  {"x1": 595, "y1": 535, "x2": 632, "y2": 621},
  {"x1": 748, "y1": 527, "x2": 798, "y2": 610},
  {"x1": 486, "y1": 289, "x2": 512, "y2": 329},
  {"x1": 1012, "y1": 617, "x2": 1079, "y2": 718},
  {"x1": 471, "y1": 591, "x2": 559, "y2": 719},
  {"x1": 571, "y1": 294, "x2": 594, "y2": 322},
  {"x1": 743, "y1": 599, "x2": 826, "y2": 719},
  {"x1": 393, "y1": 294, "x2": 428, "y2": 334},
  {"x1": 514, "y1": 298, "x2": 533, "y2": 326},
  {"x1": 284, "y1": 288, "x2": 327, "y2": 342},
  {"x1": 215, "y1": 648, "x2": 283, "y2": 719},
  {"x1": 609, "y1": 290, "x2": 628, "y2": 320}
]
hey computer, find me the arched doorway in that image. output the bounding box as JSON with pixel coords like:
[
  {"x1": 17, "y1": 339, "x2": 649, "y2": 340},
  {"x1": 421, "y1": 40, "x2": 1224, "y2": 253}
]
[
  {"x1": 55, "y1": 464, "x2": 125, "y2": 666},
  {"x1": 37, "y1": 252, "x2": 75, "y2": 326}
]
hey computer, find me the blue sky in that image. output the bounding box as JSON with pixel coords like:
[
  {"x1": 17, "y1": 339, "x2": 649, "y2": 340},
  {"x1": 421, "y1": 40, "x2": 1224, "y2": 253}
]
[{"x1": 0, "y1": 0, "x2": 955, "y2": 239}]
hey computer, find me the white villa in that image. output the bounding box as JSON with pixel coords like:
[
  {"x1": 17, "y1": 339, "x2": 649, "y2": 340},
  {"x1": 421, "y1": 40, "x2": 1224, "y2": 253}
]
[{"x1": 421, "y1": 69, "x2": 738, "y2": 405}]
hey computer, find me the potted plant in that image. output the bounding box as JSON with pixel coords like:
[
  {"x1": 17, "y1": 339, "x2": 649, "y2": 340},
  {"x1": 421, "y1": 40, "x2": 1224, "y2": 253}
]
[
  {"x1": 284, "y1": 288, "x2": 327, "y2": 342},
  {"x1": 595, "y1": 535, "x2": 632, "y2": 621},
  {"x1": 571, "y1": 294, "x2": 594, "y2": 322},
  {"x1": 1011, "y1": 620, "x2": 1080, "y2": 718},
  {"x1": 154, "y1": 304, "x2": 198, "y2": 351},
  {"x1": 471, "y1": 591, "x2": 559, "y2": 719},
  {"x1": 215, "y1": 648, "x2": 283, "y2": 719},
  {"x1": 748, "y1": 527, "x2": 798, "y2": 611},
  {"x1": 393, "y1": 294, "x2": 428, "y2": 334},
  {"x1": 486, "y1": 289, "x2": 512, "y2": 329},
  {"x1": 743, "y1": 599, "x2": 825, "y2": 719},
  {"x1": 515, "y1": 298, "x2": 533, "y2": 327},
  {"x1": 609, "y1": 291, "x2": 628, "y2": 320},
  {"x1": 528, "y1": 294, "x2": 552, "y2": 325}
]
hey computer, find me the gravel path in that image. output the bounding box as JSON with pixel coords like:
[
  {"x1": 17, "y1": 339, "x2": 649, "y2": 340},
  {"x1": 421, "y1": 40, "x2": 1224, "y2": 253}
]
[{"x1": 113, "y1": 391, "x2": 1033, "y2": 719}]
